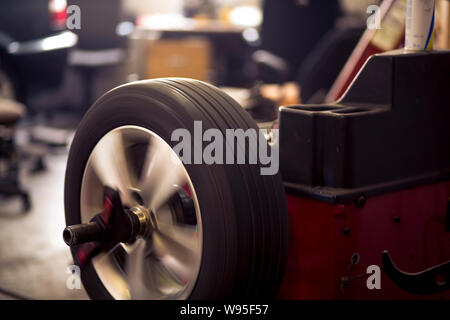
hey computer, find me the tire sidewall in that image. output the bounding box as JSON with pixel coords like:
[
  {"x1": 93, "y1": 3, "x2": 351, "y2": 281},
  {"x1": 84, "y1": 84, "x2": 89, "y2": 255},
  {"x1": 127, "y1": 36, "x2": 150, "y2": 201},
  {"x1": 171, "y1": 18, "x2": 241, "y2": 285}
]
[{"x1": 65, "y1": 82, "x2": 239, "y2": 299}]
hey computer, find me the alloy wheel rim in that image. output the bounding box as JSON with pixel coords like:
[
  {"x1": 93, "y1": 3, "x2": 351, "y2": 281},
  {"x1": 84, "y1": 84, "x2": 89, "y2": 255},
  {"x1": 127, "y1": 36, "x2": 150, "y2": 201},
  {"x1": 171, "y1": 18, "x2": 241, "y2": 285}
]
[{"x1": 80, "y1": 125, "x2": 202, "y2": 300}]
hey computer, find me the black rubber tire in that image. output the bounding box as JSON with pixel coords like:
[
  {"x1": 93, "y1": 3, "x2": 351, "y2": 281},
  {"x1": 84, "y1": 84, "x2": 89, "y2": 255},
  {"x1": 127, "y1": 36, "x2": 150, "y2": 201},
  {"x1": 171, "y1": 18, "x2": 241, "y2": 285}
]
[{"x1": 64, "y1": 78, "x2": 289, "y2": 300}]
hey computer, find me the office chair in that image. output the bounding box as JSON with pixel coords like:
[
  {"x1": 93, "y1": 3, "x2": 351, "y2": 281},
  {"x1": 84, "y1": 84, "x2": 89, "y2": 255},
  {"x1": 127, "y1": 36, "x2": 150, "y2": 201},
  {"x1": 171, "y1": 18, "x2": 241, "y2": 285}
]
[
  {"x1": 68, "y1": 0, "x2": 128, "y2": 114},
  {"x1": 0, "y1": 98, "x2": 31, "y2": 213},
  {"x1": 242, "y1": 0, "x2": 343, "y2": 122},
  {"x1": 256, "y1": 0, "x2": 342, "y2": 82}
]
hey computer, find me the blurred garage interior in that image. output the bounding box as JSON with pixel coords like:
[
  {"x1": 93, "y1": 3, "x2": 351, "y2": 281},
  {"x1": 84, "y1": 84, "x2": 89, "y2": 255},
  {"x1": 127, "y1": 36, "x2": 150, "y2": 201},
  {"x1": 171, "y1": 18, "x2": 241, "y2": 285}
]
[{"x1": 0, "y1": 0, "x2": 449, "y2": 300}]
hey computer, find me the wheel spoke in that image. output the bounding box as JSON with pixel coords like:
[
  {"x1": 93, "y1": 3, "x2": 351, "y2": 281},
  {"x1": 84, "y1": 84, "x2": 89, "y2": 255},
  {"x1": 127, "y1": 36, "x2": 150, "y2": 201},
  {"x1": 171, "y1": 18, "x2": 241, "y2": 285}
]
[
  {"x1": 147, "y1": 255, "x2": 185, "y2": 297},
  {"x1": 139, "y1": 136, "x2": 187, "y2": 211},
  {"x1": 124, "y1": 239, "x2": 153, "y2": 299},
  {"x1": 152, "y1": 222, "x2": 200, "y2": 285},
  {"x1": 125, "y1": 239, "x2": 183, "y2": 299},
  {"x1": 90, "y1": 130, "x2": 136, "y2": 205},
  {"x1": 92, "y1": 251, "x2": 131, "y2": 300}
]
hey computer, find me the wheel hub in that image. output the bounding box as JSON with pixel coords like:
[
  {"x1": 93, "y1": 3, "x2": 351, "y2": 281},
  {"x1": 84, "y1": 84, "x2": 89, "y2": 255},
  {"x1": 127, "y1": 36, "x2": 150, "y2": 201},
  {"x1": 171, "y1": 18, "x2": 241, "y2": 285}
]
[{"x1": 129, "y1": 205, "x2": 155, "y2": 239}]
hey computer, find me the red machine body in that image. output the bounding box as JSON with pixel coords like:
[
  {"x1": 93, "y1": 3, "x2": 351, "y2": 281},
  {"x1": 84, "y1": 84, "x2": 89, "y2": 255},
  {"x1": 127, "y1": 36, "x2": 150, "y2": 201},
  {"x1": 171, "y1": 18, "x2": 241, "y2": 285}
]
[
  {"x1": 279, "y1": 182, "x2": 450, "y2": 299},
  {"x1": 277, "y1": 49, "x2": 450, "y2": 299}
]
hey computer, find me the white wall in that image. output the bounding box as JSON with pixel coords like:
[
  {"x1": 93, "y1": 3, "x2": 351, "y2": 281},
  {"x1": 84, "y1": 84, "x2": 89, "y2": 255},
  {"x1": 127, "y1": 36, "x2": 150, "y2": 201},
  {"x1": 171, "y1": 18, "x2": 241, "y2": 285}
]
[
  {"x1": 123, "y1": 0, "x2": 184, "y2": 15},
  {"x1": 123, "y1": 0, "x2": 262, "y2": 16}
]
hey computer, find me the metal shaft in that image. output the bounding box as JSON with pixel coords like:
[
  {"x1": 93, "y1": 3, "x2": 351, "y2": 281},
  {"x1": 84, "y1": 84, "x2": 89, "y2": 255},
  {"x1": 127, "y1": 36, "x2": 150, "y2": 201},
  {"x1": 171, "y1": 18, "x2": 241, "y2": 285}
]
[{"x1": 63, "y1": 222, "x2": 104, "y2": 246}]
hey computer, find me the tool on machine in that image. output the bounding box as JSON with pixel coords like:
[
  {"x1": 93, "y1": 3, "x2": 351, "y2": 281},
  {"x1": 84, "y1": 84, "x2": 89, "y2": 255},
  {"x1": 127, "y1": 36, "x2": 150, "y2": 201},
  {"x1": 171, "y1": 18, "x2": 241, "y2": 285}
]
[{"x1": 405, "y1": 0, "x2": 436, "y2": 50}]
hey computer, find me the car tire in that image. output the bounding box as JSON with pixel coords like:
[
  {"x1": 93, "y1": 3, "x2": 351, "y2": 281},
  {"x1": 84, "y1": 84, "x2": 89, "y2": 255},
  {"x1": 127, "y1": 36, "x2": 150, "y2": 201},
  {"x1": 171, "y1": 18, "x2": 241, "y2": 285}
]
[{"x1": 65, "y1": 78, "x2": 289, "y2": 300}]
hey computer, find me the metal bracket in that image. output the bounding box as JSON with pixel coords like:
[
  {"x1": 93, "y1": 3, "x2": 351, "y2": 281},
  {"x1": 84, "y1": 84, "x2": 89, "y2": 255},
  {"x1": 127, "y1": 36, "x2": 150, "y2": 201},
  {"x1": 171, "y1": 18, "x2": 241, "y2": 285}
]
[{"x1": 382, "y1": 250, "x2": 450, "y2": 295}]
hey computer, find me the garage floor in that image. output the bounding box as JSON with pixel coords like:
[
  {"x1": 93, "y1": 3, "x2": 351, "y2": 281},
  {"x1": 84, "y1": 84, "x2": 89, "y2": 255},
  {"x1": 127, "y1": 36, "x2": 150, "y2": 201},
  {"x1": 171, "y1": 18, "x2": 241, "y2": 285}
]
[
  {"x1": 0, "y1": 146, "x2": 88, "y2": 300},
  {"x1": 0, "y1": 53, "x2": 134, "y2": 300}
]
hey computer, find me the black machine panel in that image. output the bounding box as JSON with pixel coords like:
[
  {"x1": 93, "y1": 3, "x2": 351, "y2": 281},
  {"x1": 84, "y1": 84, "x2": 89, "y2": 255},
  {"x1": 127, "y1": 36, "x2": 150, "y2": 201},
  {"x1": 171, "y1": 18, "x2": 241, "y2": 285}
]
[{"x1": 279, "y1": 51, "x2": 450, "y2": 203}]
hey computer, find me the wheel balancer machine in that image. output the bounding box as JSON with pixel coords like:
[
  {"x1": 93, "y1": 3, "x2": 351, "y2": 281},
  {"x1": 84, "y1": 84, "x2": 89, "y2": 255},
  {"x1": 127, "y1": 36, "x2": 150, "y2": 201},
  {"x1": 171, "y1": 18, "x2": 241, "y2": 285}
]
[{"x1": 62, "y1": 2, "x2": 450, "y2": 299}]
